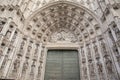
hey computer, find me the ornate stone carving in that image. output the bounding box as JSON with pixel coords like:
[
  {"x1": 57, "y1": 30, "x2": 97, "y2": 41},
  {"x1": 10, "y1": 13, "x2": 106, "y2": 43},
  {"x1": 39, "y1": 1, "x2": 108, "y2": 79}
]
[
  {"x1": 13, "y1": 55, "x2": 21, "y2": 73},
  {"x1": 22, "y1": 59, "x2": 29, "y2": 74},
  {"x1": 11, "y1": 31, "x2": 18, "y2": 43},
  {"x1": 89, "y1": 61, "x2": 96, "y2": 80},
  {"x1": 21, "y1": 58, "x2": 29, "y2": 80},
  {"x1": 30, "y1": 60, "x2": 35, "y2": 74},
  {"x1": 108, "y1": 29, "x2": 115, "y2": 42},
  {"x1": 34, "y1": 44, "x2": 39, "y2": 59},
  {"x1": 37, "y1": 64, "x2": 42, "y2": 79},
  {"x1": 97, "y1": 59, "x2": 105, "y2": 80},
  {"x1": 18, "y1": 40, "x2": 26, "y2": 56},
  {"x1": 81, "y1": 47, "x2": 85, "y2": 57},
  {"x1": 105, "y1": 57, "x2": 118, "y2": 80},
  {"x1": 29, "y1": 60, "x2": 36, "y2": 80},
  {"x1": 0, "y1": 55, "x2": 8, "y2": 77},
  {"x1": 82, "y1": 64, "x2": 88, "y2": 80},
  {"x1": 100, "y1": 40, "x2": 108, "y2": 56},
  {"x1": 112, "y1": 22, "x2": 120, "y2": 40},
  {"x1": 0, "y1": 49, "x2": 3, "y2": 59},
  {"x1": 50, "y1": 29, "x2": 77, "y2": 42},
  {"x1": 93, "y1": 44, "x2": 100, "y2": 58},
  {"x1": 87, "y1": 45, "x2": 92, "y2": 60}
]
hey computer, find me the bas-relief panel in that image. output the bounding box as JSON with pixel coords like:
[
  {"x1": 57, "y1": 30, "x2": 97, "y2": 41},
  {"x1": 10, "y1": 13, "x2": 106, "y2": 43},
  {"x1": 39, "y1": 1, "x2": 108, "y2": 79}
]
[{"x1": 50, "y1": 29, "x2": 77, "y2": 43}]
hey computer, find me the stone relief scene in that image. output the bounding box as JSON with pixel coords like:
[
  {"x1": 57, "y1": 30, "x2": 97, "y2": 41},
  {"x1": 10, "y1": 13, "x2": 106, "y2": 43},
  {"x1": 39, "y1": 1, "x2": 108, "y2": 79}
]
[{"x1": 0, "y1": 0, "x2": 120, "y2": 80}]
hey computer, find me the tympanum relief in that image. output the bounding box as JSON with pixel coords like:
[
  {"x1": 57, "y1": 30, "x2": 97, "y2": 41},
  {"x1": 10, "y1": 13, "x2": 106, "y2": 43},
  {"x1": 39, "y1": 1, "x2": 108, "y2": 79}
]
[{"x1": 50, "y1": 29, "x2": 77, "y2": 43}]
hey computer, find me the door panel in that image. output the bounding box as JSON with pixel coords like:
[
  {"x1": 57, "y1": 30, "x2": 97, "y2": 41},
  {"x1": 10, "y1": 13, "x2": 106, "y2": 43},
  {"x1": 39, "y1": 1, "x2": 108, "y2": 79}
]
[{"x1": 44, "y1": 50, "x2": 80, "y2": 80}]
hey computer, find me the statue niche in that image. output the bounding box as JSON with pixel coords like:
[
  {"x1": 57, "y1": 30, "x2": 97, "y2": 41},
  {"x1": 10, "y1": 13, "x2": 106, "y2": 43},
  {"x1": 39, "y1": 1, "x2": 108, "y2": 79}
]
[{"x1": 100, "y1": 40, "x2": 108, "y2": 56}]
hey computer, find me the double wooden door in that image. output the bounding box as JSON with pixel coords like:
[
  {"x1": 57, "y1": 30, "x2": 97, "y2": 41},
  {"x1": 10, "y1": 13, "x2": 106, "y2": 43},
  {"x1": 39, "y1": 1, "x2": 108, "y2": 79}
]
[{"x1": 44, "y1": 50, "x2": 80, "y2": 80}]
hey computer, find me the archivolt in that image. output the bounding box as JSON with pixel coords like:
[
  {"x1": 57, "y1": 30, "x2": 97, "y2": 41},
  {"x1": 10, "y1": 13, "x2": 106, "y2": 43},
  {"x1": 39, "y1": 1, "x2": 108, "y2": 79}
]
[{"x1": 24, "y1": 1, "x2": 102, "y2": 43}]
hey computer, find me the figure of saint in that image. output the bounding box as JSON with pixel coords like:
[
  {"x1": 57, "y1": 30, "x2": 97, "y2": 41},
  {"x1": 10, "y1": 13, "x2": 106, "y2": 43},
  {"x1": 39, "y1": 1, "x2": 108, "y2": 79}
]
[
  {"x1": 89, "y1": 61, "x2": 95, "y2": 76},
  {"x1": 105, "y1": 57, "x2": 117, "y2": 80},
  {"x1": 22, "y1": 59, "x2": 29, "y2": 73},
  {"x1": 113, "y1": 26, "x2": 120, "y2": 40},
  {"x1": 89, "y1": 62, "x2": 96, "y2": 80},
  {"x1": 11, "y1": 31, "x2": 17, "y2": 43},
  {"x1": 97, "y1": 59, "x2": 105, "y2": 80},
  {"x1": 100, "y1": 41, "x2": 107, "y2": 55},
  {"x1": 30, "y1": 61, "x2": 35, "y2": 74},
  {"x1": 83, "y1": 66, "x2": 88, "y2": 80},
  {"x1": 81, "y1": 48, "x2": 85, "y2": 57},
  {"x1": 87, "y1": 46, "x2": 92, "y2": 59},
  {"x1": 94, "y1": 44, "x2": 99, "y2": 58},
  {"x1": 13, "y1": 56, "x2": 20, "y2": 72}
]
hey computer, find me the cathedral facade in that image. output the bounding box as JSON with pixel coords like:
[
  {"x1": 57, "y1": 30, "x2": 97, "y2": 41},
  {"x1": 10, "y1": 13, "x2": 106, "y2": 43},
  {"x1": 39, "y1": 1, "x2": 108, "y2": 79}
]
[{"x1": 0, "y1": 0, "x2": 120, "y2": 80}]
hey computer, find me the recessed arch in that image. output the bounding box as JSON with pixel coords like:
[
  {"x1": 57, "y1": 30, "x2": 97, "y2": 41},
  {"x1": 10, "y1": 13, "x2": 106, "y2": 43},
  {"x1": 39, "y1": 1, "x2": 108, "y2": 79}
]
[{"x1": 24, "y1": 1, "x2": 102, "y2": 43}]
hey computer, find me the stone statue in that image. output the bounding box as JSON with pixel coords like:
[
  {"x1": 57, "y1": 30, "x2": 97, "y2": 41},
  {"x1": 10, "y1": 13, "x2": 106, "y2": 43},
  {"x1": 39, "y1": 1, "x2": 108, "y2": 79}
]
[
  {"x1": 89, "y1": 61, "x2": 95, "y2": 76},
  {"x1": 0, "y1": 25, "x2": 3, "y2": 32},
  {"x1": 27, "y1": 45, "x2": 32, "y2": 52},
  {"x1": 83, "y1": 66, "x2": 88, "y2": 80},
  {"x1": 117, "y1": 55, "x2": 120, "y2": 67},
  {"x1": 81, "y1": 48, "x2": 85, "y2": 57},
  {"x1": 30, "y1": 61, "x2": 35, "y2": 74},
  {"x1": 38, "y1": 65, "x2": 41, "y2": 75},
  {"x1": 105, "y1": 57, "x2": 117, "y2": 80},
  {"x1": 83, "y1": 64, "x2": 87, "y2": 76},
  {"x1": 108, "y1": 29, "x2": 115, "y2": 42},
  {"x1": 0, "y1": 50, "x2": 3, "y2": 59},
  {"x1": 0, "y1": 55, "x2": 8, "y2": 75},
  {"x1": 89, "y1": 61, "x2": 97, "y2": 80},
  {"x1": 21, "y1": 59, "x2": 29, "y2": 80},
  {"x1": 29, "y1": 61, "x2": 36, "y2": 80},
  {"x1": 21, "y1": 40, "x2": 25, "y2": 47},
  {"x1": 87, "y1": 46, "x2": 92, "y2": 59},
  {"x1": 37, "y1": 64, "x2": 42, "y2": 79},
  {"x1": 11, "y1": 31, "x2": 17, "y2": 43},
  {"x1": 97, "y1": 59, "x2": 105, "y2": 80},
  {"x1": 94, "y1": 44, "x2": 99, "y2": 58},
  {"x1": 18, "y1": 40, "x2": 26, "y2": 55},
  {"x1": 34, "y1": 45, "x2": 38, "y2": 58},
  {"x1": 22, "y1": 59, "x2": 29, "y2": 73},
  {"x1": 113, "y1": 26, "x2": 120, "y2": 40},
  {"x1": 100, "y1": 40, "x2": 107, "y2": 56},
  {"x1": 13, "y1": 56, "x2": 20, "y2": 72},
  {"x1": 112, "y1": 45, "x2": 120, "y2": 67}
]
